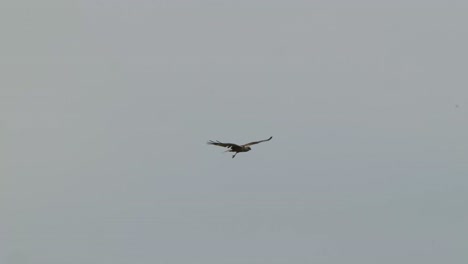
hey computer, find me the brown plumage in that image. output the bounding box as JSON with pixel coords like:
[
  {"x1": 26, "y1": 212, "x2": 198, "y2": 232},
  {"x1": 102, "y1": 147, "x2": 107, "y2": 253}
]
[{"x1": 207, "y1": 136, "x2": 273, "y2": 158}]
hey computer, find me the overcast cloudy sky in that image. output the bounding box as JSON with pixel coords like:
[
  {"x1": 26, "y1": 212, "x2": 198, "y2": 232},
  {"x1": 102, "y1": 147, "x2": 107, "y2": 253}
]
[{"x1": 1, "y1": 1, "x2": 467, "y2": 263}]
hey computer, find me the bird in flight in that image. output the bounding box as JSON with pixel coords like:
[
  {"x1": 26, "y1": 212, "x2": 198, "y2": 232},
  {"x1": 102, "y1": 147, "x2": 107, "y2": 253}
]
[{"x1": 207, "y1": 136, "x2": 273, "y2": 158}]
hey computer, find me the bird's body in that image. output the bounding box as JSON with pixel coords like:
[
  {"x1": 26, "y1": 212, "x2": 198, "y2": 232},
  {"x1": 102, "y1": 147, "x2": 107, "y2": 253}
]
[{"x1": 207, "y1": 136, "x2": 272, "y2": 158}]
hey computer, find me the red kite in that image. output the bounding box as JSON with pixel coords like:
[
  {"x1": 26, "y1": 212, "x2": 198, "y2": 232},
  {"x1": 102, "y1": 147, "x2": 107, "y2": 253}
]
[{"x1": 207, "y1": 136, "x2": 273, "y2": 158}]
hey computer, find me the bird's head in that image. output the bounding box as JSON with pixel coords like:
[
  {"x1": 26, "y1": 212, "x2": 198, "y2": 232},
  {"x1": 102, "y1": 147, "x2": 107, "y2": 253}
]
[{"x1": 245, "y1": 146, "x2": 251, "y2": 151}]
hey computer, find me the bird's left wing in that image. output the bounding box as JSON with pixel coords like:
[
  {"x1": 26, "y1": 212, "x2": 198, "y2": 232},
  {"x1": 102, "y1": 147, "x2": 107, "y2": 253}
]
[
  {"x1": 207, "y1": 140, "x2": 241, "y2": 150},
  {"x1": 242, "y1": 136, "x2": 273, "y2": 147}
]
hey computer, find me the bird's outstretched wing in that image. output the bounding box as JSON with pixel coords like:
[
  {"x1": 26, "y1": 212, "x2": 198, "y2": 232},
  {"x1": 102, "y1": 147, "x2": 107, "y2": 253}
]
[
  {"x1": 242, "y1": 136, "x2": 273, "y2": 147},
  {"x1": 207, "y1": 140, "x2": 242, "y2": 151}
]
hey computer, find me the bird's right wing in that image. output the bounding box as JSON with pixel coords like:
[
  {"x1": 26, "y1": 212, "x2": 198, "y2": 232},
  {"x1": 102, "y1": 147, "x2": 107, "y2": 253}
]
[{"x1": 243, "y1": 136, "x2": 273, "y2": 147}]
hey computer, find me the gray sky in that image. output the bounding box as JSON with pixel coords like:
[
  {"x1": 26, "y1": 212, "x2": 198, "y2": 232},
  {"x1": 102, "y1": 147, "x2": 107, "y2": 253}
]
[{"x1": 1, "y1": 1, "x2": 467, "y2": 263}]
